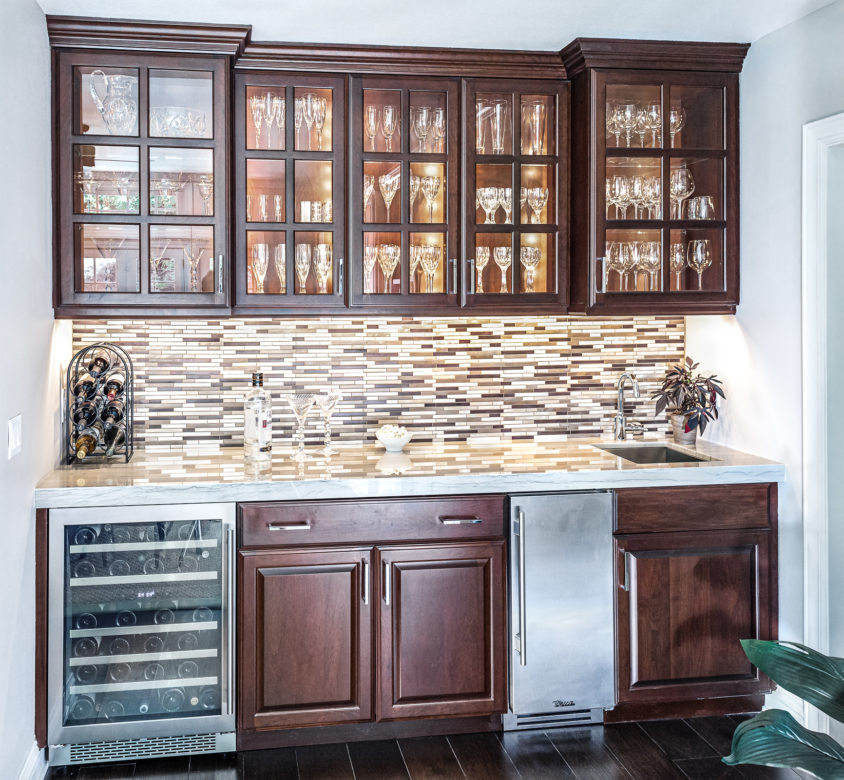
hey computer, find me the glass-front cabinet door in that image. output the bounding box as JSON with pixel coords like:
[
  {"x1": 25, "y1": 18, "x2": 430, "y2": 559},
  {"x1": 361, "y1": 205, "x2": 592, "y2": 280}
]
[
  {"x1": 463, "y1": 79, "x2": 569, "y2": 310},
  {"x1": 55, "y1": 51, "x2": 229, "y2": 314},
  {"x1": 349, "y1": 76, "x2": 459, "y2": 310},
  {"x1": 234, "y1": 72, "x2": 346, "y2": 313},
  {"x1": 588, "y1": 71, "x2": 738, "y2": 314}
]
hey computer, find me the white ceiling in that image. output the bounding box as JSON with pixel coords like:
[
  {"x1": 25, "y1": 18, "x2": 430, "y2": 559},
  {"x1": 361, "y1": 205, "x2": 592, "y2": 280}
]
[{"x1": 35, "y1": 0, "x2": 836, "y2": 49}]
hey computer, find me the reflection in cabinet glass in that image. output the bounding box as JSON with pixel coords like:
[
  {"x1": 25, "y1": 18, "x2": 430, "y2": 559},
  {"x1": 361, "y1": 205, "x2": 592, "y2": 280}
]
[
  {"x1": 72, "y1": 145, "x2": 139, "y2": 215},
  {"x1": 149, "y1": 148, "x2": 214, "y2": 216},
  {"x1": 149, "y1": 225, "x2": 214, "y2": 293},
  {"x1": 74, "y1": 224, "x2": 139, "y2": 293},
  {"x1": 74, "y1": 66, "x2": 139, "y2": 137},
  {"x1": 149, "y1": 70, "x2": 213, "y2": 139}
]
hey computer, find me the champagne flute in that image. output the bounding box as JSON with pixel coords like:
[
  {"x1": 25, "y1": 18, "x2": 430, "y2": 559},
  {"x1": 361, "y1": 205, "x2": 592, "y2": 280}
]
[
  {"x1": 687, "y1": 239, "x2": 712, "y2": 290},
  {"x1": 381, "y1": 105, "x2": 398, "y2": 152},
  {"x1": 493, "y1": 246, "x2": 512, "y2": 293},
  {"x1": 669, "y1": 105, "x2": 686, "y2": 148},
  {"x1": 251, "y1": 243, "x2": 268, "y2": 294},
  {"x1": 670, "y1": 242, "x2": 686, "y2": 289},
  {"x1": 635, "y1": 107, "x2": 649, "y2": 148},
  {"x1": 411, "y1": 105, "x2": 432, "y2": 153},
  {"x1": 363, "y1": 174, "x2": 375, "y2": 221},
  {"x1": 286, "y1": 393, "x2": 315, "y2": 462},
  {"x1": 364, "y1": 104, "x2": 379, "y2": 151},
  {"x1": 606, "y1": 103, "x2": 622, "y2": 147},
  {"x1": 409, "y1": 244, "x2": 422, "y2": 292},
  {"x1": 248, "y1": 95, "x2": 264, "y2": 149},
  {"x1": 363, "y1": 245, "x2": 378, "y2": 293},
  {"x1": 619, "y1": 241, "x2": 636, "y2": 290},
  {"x1": 527, "y1": 187, "x2": 548, "y2": 224},
  {"x1": 378, "y1": 172, "x2": 400, "y2": 222},
  {"x1": 475, "y1": 246, "x2": 490, "y2": 293},
  {"x1": 314, "y1": 96, "x2": 327, "y2": 151},
  {"x1": 519, "y1": 246, "x2": 541, "y2": 292},
  {"x1": 523, "y1": 98, "x2": 546, "y2": 155},
  {"x1": 258, "y1": 193, "x2": 268, "y2": 223},
  {"x1": 271, "y1": 96, "x2": 285, "y2": 148},
  {"x1": 377, "y1": 243, "x2": 401, "y2": 291},
  {"x1": 431, "y1": 107, "x2": 446, "y2": 152},
  {"x1": 629, "y1": 175, "x2": 646, "y2": 219},
  {"x1": 316, "y1": 386, "x2": 342, "y2": 455},
  {"x1": 421, "y1": 175, "x2": 440, "y2": 223},
  {"x1": 409, "y1": 174, "x2": 421, "y2": 216},
  {"x1": 274, "y1": 244, "x2": 286, "y2": 293},
  {"x1": 197, "y1": 175, "x2": 213, "y2": 216},
  {"x1": 314, "y1": 243, "x2": 332, "y2": 294},
  {"x1": 263, "y1": 93, "x2": 278, "y2": 145},
  {"x1": 294, "y1": 243, "x2": 311, "y2": 293},
  {"x1": 294, "y1": 97, "x2": 304, "y2": 148},
  {"x1": 274, "y1": 194, "x2": 283, "y2": 223},
  {"x1": 302, "y1": 93, "x2": 317, "y2": 150},
  {"x1": 498, "y1": 187, "x2": 513, "y2": 224}
]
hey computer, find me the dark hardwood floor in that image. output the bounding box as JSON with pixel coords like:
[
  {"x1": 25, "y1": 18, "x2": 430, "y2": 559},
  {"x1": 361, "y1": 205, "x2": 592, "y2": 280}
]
[{"x1": 48, "y1": 716, "x2": 812, "y2": 779}]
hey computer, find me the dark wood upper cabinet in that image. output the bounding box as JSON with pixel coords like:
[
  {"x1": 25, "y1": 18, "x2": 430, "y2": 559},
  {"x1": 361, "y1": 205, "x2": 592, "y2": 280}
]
[{"x1": 563, "y1": 39, "x2": 748, "y2": 315}]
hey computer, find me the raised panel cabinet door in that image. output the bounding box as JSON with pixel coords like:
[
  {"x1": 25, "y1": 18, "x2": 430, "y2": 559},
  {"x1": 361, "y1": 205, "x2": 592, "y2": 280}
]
[
  {"x1": 615, "y1": 529, "x2": 775, "y2": 706},
  {"x1": 377, "y1": 541, "x2": 506, "y2": 720},
  {"x1": 238, "y1": 547, "x2": 372, "y2": 731}
]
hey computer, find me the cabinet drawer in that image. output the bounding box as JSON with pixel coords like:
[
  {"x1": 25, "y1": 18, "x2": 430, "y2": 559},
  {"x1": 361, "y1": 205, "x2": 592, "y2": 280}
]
[
  {"x1": 239, "y1": 495, "x2": 506, "y2": 548},
  {"x1": 615, "y1": 483, "x2": 774, "y2": 534}
]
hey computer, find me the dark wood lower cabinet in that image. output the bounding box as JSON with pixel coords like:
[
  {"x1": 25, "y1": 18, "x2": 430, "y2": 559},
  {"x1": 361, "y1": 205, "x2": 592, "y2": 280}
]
[{"x1": 378, "y1": 541, "x2": 506, "y2": 720}]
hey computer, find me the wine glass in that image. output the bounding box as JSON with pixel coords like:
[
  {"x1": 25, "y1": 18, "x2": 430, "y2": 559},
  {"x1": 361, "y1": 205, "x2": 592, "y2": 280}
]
[
  {"x1": 363, "y1": 245, "x2": 378, "y2": 293},
  {"x1": 640, "y1": 241, "x2": 662, "y2": 290},
  {"x1": 670, "y1": 242, "x2": 686, "y2": 289},
  {"x1": 498, "y1": 187, "x2": 513, "y2": 224},
  {"x1": 409, "y1": 244, "x2": 422, "y2": 292},
  {"x1": 490, "y1": 98, "x2": 510, "y2": 154},
  {"x1": 274, "y1": 244, "x2": 286, "y2": 293},
  {"x1": 409, "y1": 174, "x2": 421, "y2": 215},
  {"x1": 294, "y1": 97, "x2": 304, "y2": 148},
  {"x1": 251, "y1": 243, "x2": 269, "y2": 294},
  {"x1": 475, "y1": 246, "x2": 490, "y2": 293},
  {"x1": 421, "y1": 175, "x2": 440, "y2": 223},
  {"x1": 635, "y1": 107, "x2": 649, "y2": 148},
  {"x1": 478, "y1": 187, "x2": 498, "y2": 225},
  {"x1": 314, "y1": 96, "x2": 327, "y2": 151},
  {"x1": 493, "y1": 246, "x2": 512, "y2": 293},
  {"x1": 364, "y1": 104, "x2": 379, "y2": 151},
  {"x1": 419, "y1": 245, "x2": 441, "y2": 293},
  {"x1": 619, "y1": 241, "x2": 637, "y2": 291},
  {"x1": 606, "y1": 103, "x2": 622, "y2": 147},
  {"x1": 431, "y1": 108, "x2": 446, "y2": 152},
  {"x1": 294, "y1": 243, "x2": 311, "y2": 293},
  {"x1": 381, "y1": 105, "x2": 399, "y2": 152},
  {"x1": 316, "y1": 386, "x2": 342, "y2": 455},
  {"x1": 605, "y1": 241, "x2": 624, "y2": 290},
  {"x1": 377, "y1": 243, "x2": 401, "y2": 290},
  {"x1": 644, "y1": 176, "x2": 661, "y2": 219},
  {"x1": 271, "y1": 96, "x2": 285, "y2": 148},
  {"x1": 248, "y1": 95, "x2": 264, "y2": 148},
  {"x1": 645, "y1": 103, "x2": 661, "y2": 147},
  {"x1": 411, "y1": 105, "x2": 432, "y2": 153},
  {"x1": 314, "y1": 243, "x2": 332, "y2": 293},
  {"x1": 519, "y1": 246, "x2": 541, "y2": 292},
  {"x1": 527, "y1": 187, "x2": 548, "y2": 224},
  {"x1": 605, "y1": 178, "x2": 616, "y2": 219},
  {"x1": 669, "y1": 105, "x2": 686, "y2": 148},
  {"x1": 620, "y1": 103, "x2": 638, "y2": 147},
  {"x1": 286, "y1": 393, "x2": 315, "y2": 461},
  {"x1": 629, "y1": 175, "x2": 646, "y2": 219},
  {"x1": 609, "y1": 176, "x2": 630, "y2": 219},
  {"x1": 520, "y1": 187, "x2": 527, "y2": 221},
  {"x1": 363, "y1": 174, "x2": 375, "y2": 220},
  {"x1": 197, "y1": 176, "x2": 213, "y2": 217},
  {"x1": 687, "y1": 239, "x2": 712, "y2": 290},
  {"x1": 183, "y1": 243, "x2": 205, "y2": 293},
  {"x1": 378, "y1": 172, "x2": 400, "y2": 222},
  {"x1": 669, "y1": 165, "x2": 695, "y2": 219}
]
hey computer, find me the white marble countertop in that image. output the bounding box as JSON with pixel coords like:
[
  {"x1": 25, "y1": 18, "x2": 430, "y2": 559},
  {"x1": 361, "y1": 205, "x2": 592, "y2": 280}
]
[{"x1": 34, "y1": 437, "x2": 785, "y2": 508}]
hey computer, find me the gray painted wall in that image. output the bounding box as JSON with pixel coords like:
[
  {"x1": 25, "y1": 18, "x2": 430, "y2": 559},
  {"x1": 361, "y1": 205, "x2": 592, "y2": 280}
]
[{"x1": 0, "y1": 0, "x2": 69, "y2": 776}]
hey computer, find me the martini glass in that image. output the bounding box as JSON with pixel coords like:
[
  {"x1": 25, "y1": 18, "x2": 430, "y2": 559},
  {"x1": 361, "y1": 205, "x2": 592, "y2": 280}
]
[
  {"x1": 316, "y1": 386, "x2": 342, "y2": 454},
  {"x1": 286, "y1": 393, "x2": 315, "y2": 461}
]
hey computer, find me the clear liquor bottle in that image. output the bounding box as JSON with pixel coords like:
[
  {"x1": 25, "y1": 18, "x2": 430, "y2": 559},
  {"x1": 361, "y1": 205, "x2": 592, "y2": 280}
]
[{"x1": 243, "y1": 372, "x2": 272, "y2": 461}]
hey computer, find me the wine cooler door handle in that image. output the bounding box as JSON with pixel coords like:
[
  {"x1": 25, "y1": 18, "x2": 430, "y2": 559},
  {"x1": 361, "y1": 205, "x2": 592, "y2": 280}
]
[
  {"x1": 338, "y1": 257, "x2": 344, "y2": 296},
  {"x1": 218, "y1": 254, "x2": 224, "y2": 295},
  {"x1": 362, "y1": 557, "x2": 370, "y2": 605},
  {"x1": 516, "y1": 507, "x2": 527, "y2": 666},
  {"x1": 266, "y1": 522, "x2": 312, "y2": 531},
  {"x1": 620, "y1": 549, "x2": 631, "y2": 592},
  {"x1": 383, "y1": 560, "x2": 391, "y2": 606},
  {"x1": 225, "y1": 523, "x2": 235, "y2": 716}
]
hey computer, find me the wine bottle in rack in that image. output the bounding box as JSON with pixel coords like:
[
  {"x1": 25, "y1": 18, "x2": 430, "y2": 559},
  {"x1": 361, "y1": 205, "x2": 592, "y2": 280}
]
[
  {"x1": 72, "y1": 398, "x2": 103, "y2": 429},
  {"x1": 143, "y1": 634, "x2": 165, "y2": 654},
  {"x1": 177, "y1": 660, "x2": 200, "y2": 679},
  {"x1": 72, "y1": 559, "x2": 96, "y2": 578},
  {"x1": 143, "y1": 662, "x2": 168, "y2": 682},
  {"x1": 72, "y1": 637, "x2": 99, "y2": 658},
  {"x1": 107, "y1": 663, "x2": 132, "y2": 683},
  {"x1": 104, "y1": 371, "x2": 125, "y2": 400},
  {"x1": 68, "y1": 695, "x2": 95, "y2": 720},
  {"x1": 110, "y1": 524, "x2": 133, "y2": 544},
  {"x1": 104, "y1": 426, "x2": 126, "y2": 457},
  {"x1": 176, "y1": 632, "x2": 199, "y2": 652},
  {"x1": 101, "y1": 698, "x2": 125, "y2": 720},
  {"x1": 72, "y1": 425, "x2": 102, "y2": 459},
  {"x1": 160, "y1": 687, "x2": 186, "y2": 713},
  {"x1": 74, "y1": 665, "x2": 98, "y2": 684},
  {"x1": 109, "y1": 636, "x2": 132, "y2": 655},
  {"x1": 86, "y1": 349, "x2": 112, "y2": 379},
  {"x1": 72, "y1": 373, "x2": 98, "y2": 402},
  {"x1": 192, "y1": 607, "x2": 213, "y2": 623},
  {"x1": 100, "y1": 398, "x2": 125, "y2": 427},
  {"x1": 73, "y1": 526, "x2": 100, "y2": 545}
]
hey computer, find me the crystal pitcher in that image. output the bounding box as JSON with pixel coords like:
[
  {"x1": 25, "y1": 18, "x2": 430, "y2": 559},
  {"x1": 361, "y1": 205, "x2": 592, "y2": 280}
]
[{"x1": 89, "y1": 70, "x2": 137, "y2": 135}]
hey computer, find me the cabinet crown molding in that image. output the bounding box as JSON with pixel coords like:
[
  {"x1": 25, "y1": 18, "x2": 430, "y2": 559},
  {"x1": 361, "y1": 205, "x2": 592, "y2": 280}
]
[
  {"x1": 46, "y1": 15, "x2": 252, "y2": 56},
  {"x1": 561, "y1": 37, "x2": 750, "y2": 75}
]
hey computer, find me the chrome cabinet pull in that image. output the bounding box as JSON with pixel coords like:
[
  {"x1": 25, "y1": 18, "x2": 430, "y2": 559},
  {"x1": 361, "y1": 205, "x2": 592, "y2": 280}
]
[
  {"x1": 217, "y1": 254, "x2": 224, "y2": 294},
  {"x1": 517, "y1": 508, "x2": 527, "y2": 666},
  {"x1": 266, "y1": 522, "x2": 312, "y2": 531},
  {"x1": 596, "y1": 256, "x2": 606, "y2": 294},
  {"x1": 620, "y1": 549, "x2": 631, "y2": 592},
  {"x1": 362, "y1": 557, "x2": 370, "y2": 605},
  {"x1": 468, "y1": 257, "x2": 476, "y2": 295},
  {"x1": 338, "y1": 257, "x2": 344, "y2": 296},
  {"x1": 383, "y1": 560, "x2": 391, "y2": 606},
  {"x1": 438, "y1": 516, "x2": 482, "y2": 525},
  {"x1": 450, "y1": 258, "x2": 457, "y2": 294}
]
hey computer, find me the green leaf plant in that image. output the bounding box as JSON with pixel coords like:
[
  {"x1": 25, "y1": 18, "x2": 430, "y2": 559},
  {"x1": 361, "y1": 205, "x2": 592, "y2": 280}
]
[
  {"x1": 723, "y1": 640, "x2": 844, "y2": 778},
  {"x1": 652, "y1": 355, "x2": 725, "y2": 434}
]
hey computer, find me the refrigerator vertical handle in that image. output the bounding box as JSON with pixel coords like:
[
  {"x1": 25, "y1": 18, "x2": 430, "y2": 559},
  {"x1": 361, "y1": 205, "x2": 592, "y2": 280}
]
[
  {"x1": 362, "y1": 557, "x2": 370, "y2": 605},
  {"x1": 225, "y1": 523, "x2": 235, "y2": 716},
  {"x1": 517, "y1": 508, "x2": 527, "y2": 666}
]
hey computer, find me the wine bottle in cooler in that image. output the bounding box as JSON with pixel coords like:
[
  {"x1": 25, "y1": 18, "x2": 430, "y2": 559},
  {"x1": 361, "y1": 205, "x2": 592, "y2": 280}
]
[
  {"x1": 68, "y1": 695, "x2": 95, "y2": 720},
  {"x1": 243, "y1": 372, "x2": 272, "y2": 460}
]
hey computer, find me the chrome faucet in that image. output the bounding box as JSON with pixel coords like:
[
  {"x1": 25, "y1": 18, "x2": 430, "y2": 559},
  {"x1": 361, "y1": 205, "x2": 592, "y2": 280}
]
[{"x1": 614, "y1": 373, "x2": 644, "y2": 441}]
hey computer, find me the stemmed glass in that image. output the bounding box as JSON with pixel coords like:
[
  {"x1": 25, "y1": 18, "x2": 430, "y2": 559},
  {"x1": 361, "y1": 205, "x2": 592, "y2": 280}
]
[
  {"x1": 409, "y1": 175, "x2": 421, "y2": 215},
  {"x1": 409, "y1": 244, "x2": 422, "y2": 292},
  {"x1": 314, "y1": 243, "x2": 332, "y2": 293},
  {"x1": 286, "y1": 393, "x2": 316, "y2": 462},
  {"x1": 183, "y1": 243, "x2": 205, "y2": 293},
  {"x1": 620, "y1": 103, "x2": 638, "y2": 147},
  {"x1": 493, "y1": 246, "x2": 512, "y2": 293},
  {"x1": 419, "y1": 245, "x2": 441, "y2": 293},
  {"x1": 75, "y1": 170, "x2": 99, "y2": 213},
  {"x1": 606, "y1": 104, "x2": 622, "y2": 147},
  {"x1": 640, "y1": 241, "x2": 662, "y2": 290},
  {"x1": 197, "y1": 175, "x2": 213, "y2": 216},
  {"x1": 609, "y1": 176, "x2": 630, "y2": 219},
  {"x1": 687, "y1": 239, "x2": 712, "y2": 290},
  {"x1": 378, "y1": 172, "x2": 400, "y2": 222},
  {"x1": 669, "y1": 165, "x2": 695, "y2": 219},
  {"x1": 629, "y1": 175, "x2": 646, "y2": 219},
  {"x1": 670, "y1": 242, "x2": 686, "y2": 289},
  {"x1": 251, "y1": 243, "x2": 269, "y2": 294},
  {"x1": 645, "y1": 104, "x2": 661, "y2": 147},
  {"x1": 382, "y1": 105, "x2": 399, "y2": 152},
  {"x1": 475, "y1": 246, "x2": 490, "y2": 293},
  {"x1": 363, "y1": 174, "x2": 375, "y2": 220},
  {"x1": 431, "y1": 108, "x2": 446, "y2": 152},
  {"x1": 274, "y1": 244, "x2": 286, "y2": 293},
  {"x1": 295, "y1": 244, "x2": 311, "y2": 293},
  {"x1": 498, "y1": 187, "x2": 513, "y2": 223},
  {"x1": 377, "y1": 243, "x2": 401, "y2": 290},
  {"x1": 314, "y1": 96, "x2": 327, "y2": 151},
  {"x1": 274, "y1": 194, "x2": 283, "y2": 223},
  {"x1": 411, "y1": 106, "x2": 431, "y2": 152},
  {"x1": 316, "y1": 387, "x2": 342, "y2": 455},
  {"x1": 478, "y1": 187, "x2": 498, "y2": 224},
  {"x1": 635, "y1": 107, "x2": 649, "y2": 148},
  {"x1": 519, "y1": 246, "x2": 541, "y2": 292},
  {"x1": 644, "y1": 177, "x2": 661, "y2": 219},
  {"x1": 263, "y1": 93, "x2": 278, "y2": 146},
  {"x1": 249, "y1": 95, "x2": 264, "y2": 148},
  {"x1": 271, "y1": 96, "x2": 285, "y2": 148},
  {"x1": 620, "y1": 242, "x2": 637, "y2": 290},
  {"x1": 363, "y1": 245, "x2": 378, "y2": 293},
  {"x1": 302, "y1": 93, "x2": 317, "y2": 150},
  {"x1": 527, "y1": 187, "x2": 548, "y2": 224},
  {"x1": 294, "y1": 97, "x2": 304, "y2": 148},
  {"x1": 669, "y1": 105, "x2": 686, "y2": 148},
  {"x1": 605, "y1": 242, "x2": 624, "y2": 290},
  {"x1": 364, "y1": 105, "x2": 379, "y2": 151},
  {"x1": 421, "y1": 175, "x2": 440, "y2": 223}
]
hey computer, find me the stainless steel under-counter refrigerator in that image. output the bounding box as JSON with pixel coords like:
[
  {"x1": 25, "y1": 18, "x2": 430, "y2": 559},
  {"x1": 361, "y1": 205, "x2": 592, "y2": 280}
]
[{"x1": 47, "y1": 503, "x2": 235, "y2": 765}]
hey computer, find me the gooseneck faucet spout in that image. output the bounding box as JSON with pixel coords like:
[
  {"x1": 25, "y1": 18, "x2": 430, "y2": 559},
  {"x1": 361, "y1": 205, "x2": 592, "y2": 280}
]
[{"x1": 614, "y1": 373, "x2": 643, "y2": 441}]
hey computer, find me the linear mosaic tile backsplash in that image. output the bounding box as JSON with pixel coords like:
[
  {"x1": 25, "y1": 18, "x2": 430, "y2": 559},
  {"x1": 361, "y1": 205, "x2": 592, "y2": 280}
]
[{"x1": 72, "y1": 317, "x2": 685, "y2": 447}]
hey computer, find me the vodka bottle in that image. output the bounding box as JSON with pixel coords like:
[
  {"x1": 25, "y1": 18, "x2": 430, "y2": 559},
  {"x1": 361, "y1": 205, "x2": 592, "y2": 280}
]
[{"x1": 243, "y1": 372, "x2": 272, "y2": 460}]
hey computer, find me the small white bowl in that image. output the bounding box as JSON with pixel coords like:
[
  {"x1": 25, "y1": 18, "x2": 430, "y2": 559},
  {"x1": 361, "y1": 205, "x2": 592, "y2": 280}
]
[{"x1": 375, "y1": 426, "x2": 413, "y2": 452}]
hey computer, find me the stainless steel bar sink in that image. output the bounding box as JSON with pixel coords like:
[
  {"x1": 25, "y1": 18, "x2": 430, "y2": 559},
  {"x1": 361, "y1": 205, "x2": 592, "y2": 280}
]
[{"x1": 594, "y1": 443, "x2": 712, "y2": 464}]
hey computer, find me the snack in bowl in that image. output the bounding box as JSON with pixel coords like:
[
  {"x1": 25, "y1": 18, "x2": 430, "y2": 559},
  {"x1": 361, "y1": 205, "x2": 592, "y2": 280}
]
[{"x1": 375, "y1": 424, "x2": 413, "y2": 452}]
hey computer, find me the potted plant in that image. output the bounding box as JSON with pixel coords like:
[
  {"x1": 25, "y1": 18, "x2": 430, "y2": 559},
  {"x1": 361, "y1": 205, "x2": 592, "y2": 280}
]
[{"x1": 652, "y1": 356, "x2": 725, "y2": 445}]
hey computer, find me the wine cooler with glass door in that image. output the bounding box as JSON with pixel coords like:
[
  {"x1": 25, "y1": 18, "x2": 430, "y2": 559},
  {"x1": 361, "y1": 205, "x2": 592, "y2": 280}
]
[{"x1": 46, "y1": 504, "x2": 235, "y2": 766}]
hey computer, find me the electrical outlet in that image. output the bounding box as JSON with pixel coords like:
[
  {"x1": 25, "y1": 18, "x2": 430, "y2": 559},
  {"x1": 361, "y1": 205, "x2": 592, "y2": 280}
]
[{"x1": 7, "y1": 414, "x2": 21, "y2": 459}]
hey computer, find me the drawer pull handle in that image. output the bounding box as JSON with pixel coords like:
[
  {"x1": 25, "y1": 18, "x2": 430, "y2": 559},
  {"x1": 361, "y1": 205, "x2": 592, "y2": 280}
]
[
  {"x1": 438, "y1": 516, "x2": 483, "y2": 525},
  {"x1": 266, "y1": 523, "x2": 312, "y2": 531}
]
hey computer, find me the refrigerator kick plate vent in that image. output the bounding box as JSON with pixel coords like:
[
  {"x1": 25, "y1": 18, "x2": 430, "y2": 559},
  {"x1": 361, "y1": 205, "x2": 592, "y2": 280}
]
[{"x1": 50, "y1": 732, "x2": 235, "y2": 765}]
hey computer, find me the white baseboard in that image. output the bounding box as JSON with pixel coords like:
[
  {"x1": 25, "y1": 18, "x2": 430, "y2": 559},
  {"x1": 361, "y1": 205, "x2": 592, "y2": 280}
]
[{"x1": 16, "y1": 741, "x2": 47, "y2": 780}]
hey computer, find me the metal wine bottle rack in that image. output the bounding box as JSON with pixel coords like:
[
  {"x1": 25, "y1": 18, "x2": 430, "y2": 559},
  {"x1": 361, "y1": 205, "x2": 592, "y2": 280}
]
[{"x1": 65, "y1": 342, "x2": 134, "y2": 465}]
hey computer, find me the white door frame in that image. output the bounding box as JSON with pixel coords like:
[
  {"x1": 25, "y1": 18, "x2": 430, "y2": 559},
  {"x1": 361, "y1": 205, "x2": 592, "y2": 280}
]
[{"x1": 801, "y1": 112, "x2": 844, "y2": 734}]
